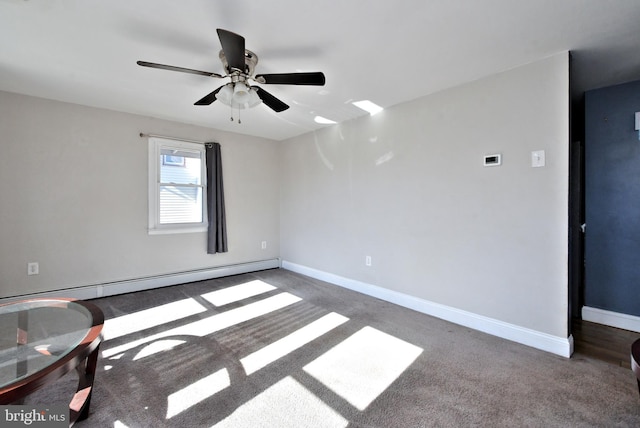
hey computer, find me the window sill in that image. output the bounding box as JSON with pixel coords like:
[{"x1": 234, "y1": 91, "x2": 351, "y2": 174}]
[{"x1": 148, "y1": 226, "x2": 207, "y2": 235}]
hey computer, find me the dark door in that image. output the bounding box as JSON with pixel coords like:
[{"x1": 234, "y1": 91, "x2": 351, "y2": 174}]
[{"x1": 569, "y1": 138, "x2": 585, "y2": 325}]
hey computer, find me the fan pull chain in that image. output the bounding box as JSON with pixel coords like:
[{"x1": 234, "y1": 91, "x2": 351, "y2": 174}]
[
  {"x1": 229, "y1": 104, "x2": 233, "y2": 122},
  {"x1": 238, "y1": 107, "x2": 242, "y2": 124}
]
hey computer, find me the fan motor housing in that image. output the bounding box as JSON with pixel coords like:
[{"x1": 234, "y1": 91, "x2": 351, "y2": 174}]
[{"x1": 219, "y1": 49, "x2": 258, "y2": 77}]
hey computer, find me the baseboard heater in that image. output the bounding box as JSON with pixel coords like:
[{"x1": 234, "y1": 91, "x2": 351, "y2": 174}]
[{"x1": 1, "y1": 259, "x2": 281, "y2": 303}]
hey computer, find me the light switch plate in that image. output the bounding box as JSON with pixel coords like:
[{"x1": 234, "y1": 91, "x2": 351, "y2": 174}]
[{"x1": 531, "y1": 150, "x2": 545, "y2": 167}]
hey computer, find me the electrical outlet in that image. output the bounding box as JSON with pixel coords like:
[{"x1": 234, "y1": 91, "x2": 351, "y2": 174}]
[
  {"x1": 531, "y1": 150, "x2": 545, "y2": 167},
  {"x1": 365, "y1": 256, "x2": 372, "y2": 266},
  {"x1": 27, "y1": 262, "x2": 39, "y2": 276},
  {"x1": 261, "y1": 241, "x2": 267, "y2": 250}
]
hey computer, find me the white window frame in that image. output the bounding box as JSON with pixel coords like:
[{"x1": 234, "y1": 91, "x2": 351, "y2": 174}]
[{"x1": 148, "y1": 137, "x2": 207, "y2": 234}]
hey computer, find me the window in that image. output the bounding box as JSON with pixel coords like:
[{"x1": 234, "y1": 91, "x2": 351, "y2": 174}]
[{"x1": 148, "y1": 138, "x2": 207, "y2": 234}]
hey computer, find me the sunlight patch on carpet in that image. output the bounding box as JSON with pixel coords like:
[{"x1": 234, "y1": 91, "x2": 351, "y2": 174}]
[
  {"x1": 241, "y1": 312, "x2": 349, "y2": 375},
  {"x1": 166, "y1": 368, "x2": 230, "y2": 418},
  {"x1": 303, "y1": 326, "x2": 423, "y2": 410},
  {"x1": 103, "y1": 298, "x2": 207, "y2": 340},
  {"x1": 102, "y1": 293, "x2": 302, "y2": 358},
  {"x1": 213, "y1": 376, "x2": 348, "y2": 428},
  {"x1": 201, "y1": 280, "x2": 277, "y2": 306}
]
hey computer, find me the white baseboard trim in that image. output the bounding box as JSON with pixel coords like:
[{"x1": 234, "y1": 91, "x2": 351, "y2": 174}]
[
  {"x1": 282, "y1": 260, "x2": 573, "y2": 358},
  {"x1": 1, "y1": 259, "x2": 281, "y2": 303},
  {"x1": 582, "y1": 306, "x2": 640, "y2": 333}
]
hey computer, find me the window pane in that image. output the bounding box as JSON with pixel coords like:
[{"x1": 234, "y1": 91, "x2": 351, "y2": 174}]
[
  {"x1": 163, "y1": 155, "x2": 185, "y2": 166},
  {"x1": 160, "y1": 148, "x2": 201, "y2": 159},
  {"x1": 160, "y1": 154, "x2": 202, "y2": 185},
  {"x1": 159, "y1": 185, "x2": 203, "y2": 224}
]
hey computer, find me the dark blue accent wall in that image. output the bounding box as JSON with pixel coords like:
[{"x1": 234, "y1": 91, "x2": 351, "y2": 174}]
[{"x1": 585, "y1": 79, "x2": 640, "y2": 316}]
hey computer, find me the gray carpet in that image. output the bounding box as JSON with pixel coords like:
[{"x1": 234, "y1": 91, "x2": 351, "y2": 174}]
[{"x1": 26, "y1": 268, "x2": 640, "y2": 427}]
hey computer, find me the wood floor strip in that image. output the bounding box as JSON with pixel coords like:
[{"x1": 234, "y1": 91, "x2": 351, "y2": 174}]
[{"x1": 572, "y1": 319, "x2": 640, "y2": 368}]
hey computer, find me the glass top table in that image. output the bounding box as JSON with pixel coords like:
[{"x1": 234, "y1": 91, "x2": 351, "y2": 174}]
[{"x1": 0, "y1": 298, "x2": 103, "y2": 425}]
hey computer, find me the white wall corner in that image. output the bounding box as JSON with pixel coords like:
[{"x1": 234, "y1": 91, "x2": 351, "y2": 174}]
[
  {"x1": 282, "y1": 261, "x2": 573, "y2": 358},
  {"x1": 582, "y1": 306, "x2": 640, "y2": 333}
]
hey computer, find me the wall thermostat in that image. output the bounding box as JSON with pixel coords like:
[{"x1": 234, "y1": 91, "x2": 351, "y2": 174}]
[{"x1": 484, "y1": 154, "x2": 502, "y2": 166}]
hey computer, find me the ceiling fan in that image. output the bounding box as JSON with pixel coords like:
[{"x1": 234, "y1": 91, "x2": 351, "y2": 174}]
[{"x1": 137, "y1": 28, "x2": 326, "y2": 116}]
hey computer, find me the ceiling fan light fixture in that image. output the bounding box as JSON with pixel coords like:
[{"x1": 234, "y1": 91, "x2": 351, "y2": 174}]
[
  {"x1": 216, "y1": 83, "x2": 261, "y2": 110},
  {"x1": 216, "y1": 84, "x2": 234, "y2": 105},
  {"x1": 233, "y1": 82, "x2": 251, "y2": 104},
  {"x1": 247, "y1": 88, "x2": 261, "y2": 108}
]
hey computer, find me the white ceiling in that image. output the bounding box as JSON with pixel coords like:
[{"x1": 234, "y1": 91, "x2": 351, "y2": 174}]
[{"x1": 2, "y1": 0, "x2": 640, "y2": 141}]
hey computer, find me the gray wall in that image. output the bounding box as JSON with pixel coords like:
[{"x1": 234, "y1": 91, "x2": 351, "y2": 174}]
[
  {"x1": 280, "y1": 53, "x2": 570, "y2": 338},
  {"x1": 0, "y1": 91, "x2": 280, "y2": 298},
  {"x1": 585, "y1": 79, "x2": 640, "y2": 316}
]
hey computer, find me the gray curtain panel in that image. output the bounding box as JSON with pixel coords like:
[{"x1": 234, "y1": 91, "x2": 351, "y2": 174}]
[{"x1": 205, "y1": 142, "x2": 228, "y2": 254}]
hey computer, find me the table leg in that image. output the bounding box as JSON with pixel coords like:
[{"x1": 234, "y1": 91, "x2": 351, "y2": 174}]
[
  {"x1": 13, "y1": 310, "x2": 29, "y2": 405},
  {"x1": 69, "y1": 343, "x2": 100, "y2": 425},
  {"x1": 16, "y1": 309, "x2": 29, "y2": 372},
  {"x1": 633, "y1": 339, "x2": 640, "y2": 400}
]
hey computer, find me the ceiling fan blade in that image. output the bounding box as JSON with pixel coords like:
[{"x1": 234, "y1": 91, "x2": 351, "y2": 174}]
[
  {"x1": 217, "y1": 29, "x2": 246, "y2": 72},
  {"x1": 255, "y1": 72, "x2": 326, "y2": 86},
  {"x1": 253, "y1": 87, "x2": 289, "y2": 112},
  {"x1": 137, "y1": 61, "x2": 223, "y2": 78},
  {"x1": 194, "y1": 86, "x2": 224, "y2": 105}
]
